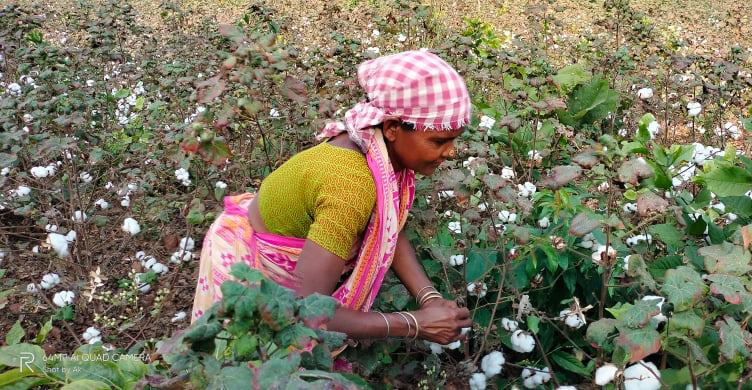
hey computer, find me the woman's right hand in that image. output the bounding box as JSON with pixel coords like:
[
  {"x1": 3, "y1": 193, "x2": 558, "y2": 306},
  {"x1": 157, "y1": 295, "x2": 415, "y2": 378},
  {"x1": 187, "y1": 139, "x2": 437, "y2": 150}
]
[{"x1": 412, "y1": 305, "x2": 472, "y2": 344}]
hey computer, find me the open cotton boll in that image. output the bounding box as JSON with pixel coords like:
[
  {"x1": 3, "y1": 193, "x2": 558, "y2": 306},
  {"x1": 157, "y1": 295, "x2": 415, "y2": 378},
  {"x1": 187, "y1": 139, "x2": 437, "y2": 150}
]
[
  {"x1": 479, "y1": 115, "x2": 496, "y2": 129},
  {"x1": 642, "y1": 296, "x2": 667, "y2": 328},
  {"x1": 171, "y1": 311, "x2": 187, "y2": 322},
  {"x1": 556, "y1": 386, "x2": 577, "y2": 390},
  {"x1": 215, "y1": 181, "x2": 227, "y2": 189},
  {"x1": 623, "y1": 361, "x2": 661, "y2": 390},
  {"x1": 501, "y1": 166, "x2": 515, "y2": 179},
  {"x1": 141, "y1": 256, "x2": 157, "y2": 269},
  {"x1": 121, "y1": 195, "x2": 131, "y2": 207},
  {"x1": 637, "y1": 87, "x2": 653, "y2": 99},
  {"x1": 82, "y1": 327, "x2": 101, "y2": 344},
  {"x1": 538, "y1": 216, "x2": 550, "y2": 228},
  {"x1": 45, "y1": 224, "x2": 58, "y2": 232},
  {"x1": 94, "y1": 199, "x2": 109, "y2": 209},
  {"x1": 591, "y1": 245, "x2": 616, "y2": 265},
  {"x1": 30, "y1": 166, "x2": 50, "y2": 178},
  {"x1": 502, "y1": 317, "x2": 519, "y2": 332},
  {"x1": 170, "y1": 249, "x2": 194, "y2": 263},
  {"x1": 647, "y1": 121, "x2": 660, "y2": 139},
  {"x1": 480, "y1": 351, "x2": 505, "y2": 378},
  {"x1": 711, "y1": 202, "x2": 726, "y2": 213},
  {"x1": 14, "y1": 185, "x2": 31, "y2": 197},
  {"x1": 438, "y1": 190, "x2": 455, "y2": 198},
  {"x1": 27, "y1": 283, "x2": 38, "y2": 293},
  {"x1": 179, "y1": 237, "x2": 195, "y2": 251},
  {"x1": 559, "y1": 309, "x2": 586, "y2": 329},
  {"x1": 122, "y1": 217, "x2": 140, "y2": 235},
  {"x1": 517, "y1": 182, "x2": 537, "y2": 198},
  {"x1": 444, "y1": 340, "x2": 461, "y2": 350},
  {"x1": 469, "y1": 373, "x2": 487, "y2": 390},
  {"x1": 623, "y1": 202, "x2": 637, "y2": 213},
  {"x1": 521, "y1": 367, "x2": 551, "y2": 389},
  {"x1": 52, "y1": 290, "x2": 75, "y2": 307},
  {"x1": 528, "y1": 150, "x2": 543, "y2": 164},
  {"x1": 449, "y1": 254, "x2": 465, "y2": 266},
  {"x1": 578, "y1": 233, "x2": 597, "y2": 249},
  {"x1": 72, "y1": 210, "x2": 87, "y2": 222},
  {"x1": 40, "y1": 273, "x2": 60, "y2": 289},
  {"x1": 687, "y1": 101, "x2": 702, "y2": 116},
  {"x1": 510, "y1": 330, "x2": 535, "y2": 353},
  {"x1": 150, "y1": 262, "x2": 169, "y2": 275},
  {"x1": 498, "y1": 210, "x2": 517, "y2": 223},
  {"x1": 595, "y1": 363, "x2": 619, "y2": 385},
  {"x1": 47, "y1": 233, "x2": 70, "y2": 257},
  {"x1": 1, "y1": 167, "x2": 10, "y2": 176},
  {"x1": 79, "y1": 172, "x2": 93, "y2": 183},
  {"x1": 426, "y1": 342, "x2": 444, "y2": 354},
  {"x1": 448, "y1": 221, "x2": 462, "y2": 234},
  {"x1": 65, "y1": 230, "x2": 76, "y2": 242},
  {"x1": 467, "y1": 281, "x2": 488, "y2": 298}
]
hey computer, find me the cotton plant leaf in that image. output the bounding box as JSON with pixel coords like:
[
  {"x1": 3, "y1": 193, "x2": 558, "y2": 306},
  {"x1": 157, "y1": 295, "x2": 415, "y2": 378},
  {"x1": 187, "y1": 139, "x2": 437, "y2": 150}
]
[
  {"x1": 636, "y1": 191, "x2": 669, "y2": 217},
  {"x1": 615, "y1": 326, "x2": 662, "y2": 363},
  {"x1": 539, "y1": 165, "x2": 582, "y2": 189},
  {"x1": 661, "y1": 266, "x2": 706, "y2": 310},
  {"x1": 671, "y1": 310, "x2": 705, "y2": 338},
  {"x1": 717, "y1": 317, "x2": 751, "y2": 360},
  {"x1": 705, "y1": 274, "x2": 751, "y2": 305},
  {"x1": 568, "y1": 212, "x2": 602, "y2": 237},
  {"x1": 620, "y1": 299, "x2": 661, "y2": 328},
  {"x1": 699, "y1": 242, "x2": 752, "y2": 275},
  {"x1": 586, "y1": 318, "x2": 618, "y2": 347},
  {"x1": 617, "y1": 158, "x2": 654, "y2": 185}
]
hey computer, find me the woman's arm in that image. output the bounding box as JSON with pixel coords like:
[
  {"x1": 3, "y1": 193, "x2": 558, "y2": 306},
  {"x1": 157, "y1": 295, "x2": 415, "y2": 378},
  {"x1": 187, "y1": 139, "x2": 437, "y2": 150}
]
[
  {"x1": 293, "y1": 239, "x2": 471, "y2": 342},
  {"x1": 390, "y1": 230, "x2": 454, "y2": 308}
]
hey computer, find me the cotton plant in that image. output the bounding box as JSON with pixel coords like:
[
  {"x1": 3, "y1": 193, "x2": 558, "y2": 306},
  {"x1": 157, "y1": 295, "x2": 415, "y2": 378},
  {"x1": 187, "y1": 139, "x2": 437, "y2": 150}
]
[
  {"x1": 510, "y1": 329, "x2": 535, "y2": 353},
  {"x1": 521, "y1": 366, "x2": 551, "y2": 388},
  {"x1": 40, "y1": 273, "x2": 60, "y2": 289},
  {"x1": 52, "y1": 290, "x2": 75, "y2": 307}
]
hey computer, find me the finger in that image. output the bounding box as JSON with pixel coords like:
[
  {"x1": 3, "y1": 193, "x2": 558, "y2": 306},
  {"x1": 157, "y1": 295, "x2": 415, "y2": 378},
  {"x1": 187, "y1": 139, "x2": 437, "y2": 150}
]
[
  {"x1": 455, "y1": 307, "x2": 471, "y2": 319},
  {"x1": 445, "y1": 300, "x2": 459, "y2": 309},
  {"x1": 458, "y1": 318, "x2": 474, "y2": 328}
]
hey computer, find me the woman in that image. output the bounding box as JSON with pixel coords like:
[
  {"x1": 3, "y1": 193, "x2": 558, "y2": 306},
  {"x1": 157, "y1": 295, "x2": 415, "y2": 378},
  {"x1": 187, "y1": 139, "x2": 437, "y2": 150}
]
[{"x1": 192, "y1": 50, "x2": 472, "y2": 345}]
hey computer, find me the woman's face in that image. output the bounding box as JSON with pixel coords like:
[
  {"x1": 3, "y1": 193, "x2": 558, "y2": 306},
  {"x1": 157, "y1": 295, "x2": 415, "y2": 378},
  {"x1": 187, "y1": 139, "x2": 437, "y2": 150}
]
[{"x1": 383, "y1": 120, "x2": 464, "y2": 176}]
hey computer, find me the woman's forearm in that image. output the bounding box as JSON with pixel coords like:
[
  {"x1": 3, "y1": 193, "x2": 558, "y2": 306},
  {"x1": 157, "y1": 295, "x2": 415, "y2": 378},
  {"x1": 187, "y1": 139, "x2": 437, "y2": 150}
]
[
  {"x1": 327, "y1": 307, "x2": 411, "y2": 339},
  {"x1": 390, "y1": 230, "x2": 435, "y2": 299}
]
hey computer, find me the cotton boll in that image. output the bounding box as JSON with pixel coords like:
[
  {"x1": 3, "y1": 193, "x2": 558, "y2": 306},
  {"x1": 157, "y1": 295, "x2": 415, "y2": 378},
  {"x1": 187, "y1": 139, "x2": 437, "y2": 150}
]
[
  {"x1": 72, "y1": 210, "x2": 87, "y2": 222},
  {"x1": 396, "y1": 33, "x2": 407, "y2": 42},
  {"x1": 469, "y1": 373, "x2": 487, "y2": 390},
  {"x1": 637, "y1": 87, "x2": 653, "y2": 99},
  {"x1": 480, "y1": 351, "x2": 505, "y2": 377},
  {"x1": 623, "y1": 361, "x2": 661, "y2": 390},
  {"x1": 687, "y1": 101, "x2": 702, "y2": 116},
  {"x1": 448, "y1": 221, "x2": 462, "y2": 234},
  {"x1": 538, "y1": 216, "x2": 550, "y2": 228},
  {"x1": 121, "y1": 195, "x2": 131, "y2": 207},
  {"x1": 685, "y1": 385, "x2": 700, "y2": 390},
  {"x1": 215, "y1": 181, "x2": 227, "y2": 189},
  {"x1": 141, "y1": 256, "x2": 157, "y2": 269},
  {"x1": 171, "y1": 311, "x2": 187, "y2": 323},
  {"x1": 501, "y1": 166, "x2": 515, "y2": 180},
  {"x1": 79, "y1": 172, "x2": 93, "y2": 183},
  {"x1": 591, "y1": 245, "x2": 616, "y2": 265},
  {"x1": 449, "y1": 254, "x2": 465, "y2": 266},
  {"x1": 517, "y1": 182, "x2": 537, "y2": 198},
  {"x1": 556, "y1": 386, "x2": 577, "y2": 390},
  {"x1": 45, "y1": 224, "x2": 58, "y2": 232},
  {"x1": 595, "y1": 363, "x2": 619, "y2": 385},
  {"x1": 501, "y1": 317, "x2": 519, "y2": 332},
  {"x1": 122, "y1": 217, "x2": 140, "y2": 235},
  {"x1": 559, "y1": 309, "x2": 586, "y2": 329},
  {"x1": 642, "y1": 296, "x2": 667, "y2": 328},
  {"x1": 479, "y1": 115, "x2": 496, "y2": 129},
  {"x1": 444, "y1": 340, "x2": 461, "y2": 350},
  {"x1": 65, "y1": 230, "x2": 76, "y2": 242},
  {"x1": 14, "y1": 186, "x2": 31, "y2": 197},
  {"x1": 1, "y1": 167, "x2": 10, "y2": 176},
  {"x1": 46, "y1": 233, "x2": 70, "y2": 257},
  {"x1": 26, "y1": 283, "x2": 38, "y2": 293},
  {"x1": 498, "y1": 210, "x2": 517, "y2": 223},
  {"x1": 52, "y1": 290, "x2": 75, "y2": 307},
  {"x1": 150, "y1": 262, "x2": 169, "y2": 275},
  {"x1": 727, "y1": 213, "x2": 738, "y2": 223},
  {"x1": 179, "y1": 237, "x2": 195, "y2": 251},
  {"x1": 467, "y1": 281, "x2": 488, "y2": 298},
  {"x1": 426, "y1": 341, "x2": 444, "y2": 354},
  {"x1": 647, "y1": 121, "x2": 660, "y2": 139},
  {"x1": 510, "y1": 330, "x2": 536, "y2": 353},
  {"x1": 40, "y1": 273, "x2": 60, "y2": 289},
  {"x1": 438, "y1": 190, "x2": 455, "y2": 198},
  {"x1": 82, "y1": 327, "x2": 101, "y2": 344},
  {"x1": 578, "y1": 233, "x2": 597, "y2": 249},
  {"x1": 711, "y1": 202, "x2": 725, "y2": 213},
  {"x1": 30, "y1": 166, "x2": 50, "y2": 178},
  {"x1": 170, "y1": 249, "x2": 194, "y2": 263},
  {"x1": 94, "y1": 199, "x2": 109, "y2": 209},
  {"x1": 623, "y1": 202, "x2": 637, "y2": 213}
]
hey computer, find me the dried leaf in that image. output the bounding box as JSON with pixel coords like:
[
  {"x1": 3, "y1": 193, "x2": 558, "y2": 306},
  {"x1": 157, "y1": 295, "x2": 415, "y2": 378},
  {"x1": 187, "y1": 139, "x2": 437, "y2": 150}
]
[
  {"x1": 568, "y1": 212, "x2": 602, "y2": 237},
  {"x1": 572, "y1": 150, "x2": 599, "y2": 169},
  {"x1": 636, "y1": 192, "x2": 668, "y2": 217},
  {"x1": 618, "y1": 158, "x2": 654, "y2": 185},
  {"x1": 540, "y1": 165, "x2": 582, "y2": 189},
  {"x1": 281, "y1": 76, "x2": 308, "y2": 104}
]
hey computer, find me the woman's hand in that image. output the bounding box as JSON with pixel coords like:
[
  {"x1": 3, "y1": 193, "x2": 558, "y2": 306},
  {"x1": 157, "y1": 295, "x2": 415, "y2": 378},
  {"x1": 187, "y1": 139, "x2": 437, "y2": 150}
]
[
  {"x1": 421, "y1": 297, "x2": 458, "y2": 310},
  {"x1": 412, "y1": 305, "x2": 472, "y2": 344}
]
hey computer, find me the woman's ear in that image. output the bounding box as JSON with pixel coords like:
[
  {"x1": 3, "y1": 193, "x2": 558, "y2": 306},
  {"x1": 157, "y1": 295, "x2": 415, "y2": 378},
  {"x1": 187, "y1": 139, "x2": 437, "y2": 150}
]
[{"x1": 382, "y1": 119, "x2": 401, "y2": 142}]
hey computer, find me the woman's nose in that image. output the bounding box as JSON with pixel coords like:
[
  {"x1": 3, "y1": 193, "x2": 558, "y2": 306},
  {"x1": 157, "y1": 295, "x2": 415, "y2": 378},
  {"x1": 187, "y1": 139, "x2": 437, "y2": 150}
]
[{"x1": 445, "y1": 145, "x2": 456, "y2": 158}]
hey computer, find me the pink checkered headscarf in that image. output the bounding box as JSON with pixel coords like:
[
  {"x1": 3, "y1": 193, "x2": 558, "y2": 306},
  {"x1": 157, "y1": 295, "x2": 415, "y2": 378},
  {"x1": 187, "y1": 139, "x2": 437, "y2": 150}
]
[{"x1": 317, "y1": 50, "x2": 471, "y2": 151}]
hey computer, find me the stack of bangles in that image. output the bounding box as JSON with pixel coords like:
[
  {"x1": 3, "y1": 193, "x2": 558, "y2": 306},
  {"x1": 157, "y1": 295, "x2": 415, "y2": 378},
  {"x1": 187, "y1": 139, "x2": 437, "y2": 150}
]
[
  {"x1": 416, "y1": 285, "x2": 442, "y2": 306},
  {"x1": 376, "y1": 312, "x2": 419, "y2": 340}
]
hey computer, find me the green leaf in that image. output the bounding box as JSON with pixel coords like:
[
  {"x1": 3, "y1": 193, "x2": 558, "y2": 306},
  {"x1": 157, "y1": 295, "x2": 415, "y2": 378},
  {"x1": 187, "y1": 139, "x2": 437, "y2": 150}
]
[
  {"x1": 586, "y1": 318, "x2": 618, "y2": 347},
  {"x1": 670, "y1": 335, "x2": 710, "y2": 365},
  {"x1": 257, "y1": 355, "x2": 300, "y2": 388},
  {"x1": 234, "y1": 333, "x2": 258, "y2": 359},
  {"x1": 0, "y1": 368, "x2": 36, "y2": 387},
  {"x1": 466, "y1": 249, "x2": 495, "y2": 282},
  {"x1": 552, "y1": 63, "x2": 592, "y2": 91},
  {"x1": 647, "y1": 224, "x2": 683, "y2": 248},
  {"x1": 626, "y1": 255, "x2": 657, "y2": 290},
  {"x1": 0, "y1": 376, "x2": 50, "y2": 389},
  {"x1": 615, "y1": 326, "x2": 662, "y2": 363},
  {"x1": 6, "y1": 320, "x2": 25, "y2": 345},
  {"x1": 65, "y1": 345, "x2": 125, "y2": 388},
  {"x1": 113, "y1": 88, "x2": 130, "y2": 99},
  {"x1": 700, "y1": 242, "x2": 752, "y2": 275},
  {"x1": 221, "y1": 281, "x2": 259, "y2": 319},
  {"x1": 671, "y1": 310, "x2": 704, "y2": 337},
  {"x1": 705, "y1": 274, "x2": 750, "y2": 305},
  {"x1": 275, "y1": 323, "x2": 318, "y2": 348},
  {"x1": 661, "y1": 266, "x2": 706, "y2": 310},
  {"x1": 701, "y1": 165, "x2": 752, "y2": 197},
  {"x1": 116, "y1": 356, "x2": 147, "y2": 383},
  {"x1": 0, "y1": 343, "x2": 46, "y2": 372},
  {"x1": 527, "y1": 315, "x2": 540, "y2": 334},
  {"x1": 208, "y1": 366, "x2": 255, "y2": 390},
  {"x1": 60, "y1": 379, "x2": 112, "y2": 390},
  {"x1": 551, "y1": 350, "x2": 591, "y2": 377},
  {"x1": 718, "y1": 317, "x2": 751, "y2": 359},
  {"x1": 297, "y1": 293, "x2": 336, "y2": 329},
  {"x1": 648, "y1": 255, "x2": 683, "y2": 280},
  {"x1": 620, "y1": 299, "x2": 661, "y2": 328},
  {"x1": 558, "y1": 76, "x2": 619, "y2": 127},
  {"x1": 229, "y1": 263, "x2": 264, "y2": 283},
  {"x1": 719, "y1": 196, "x2": 752, "y2": 218},
  {"x1": 257, "y1": 279, "x2": 296, "y2": 330}
]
